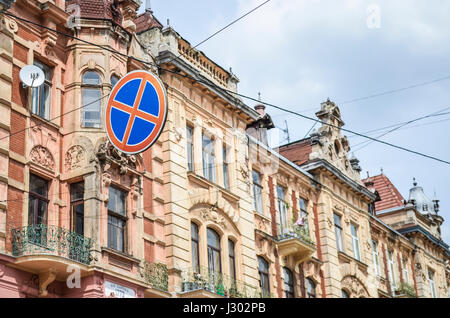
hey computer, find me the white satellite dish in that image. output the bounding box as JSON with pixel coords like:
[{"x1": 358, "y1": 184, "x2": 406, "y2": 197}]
[{"x1": 19, "y1": 65, "x2": 45, "y2": 88}]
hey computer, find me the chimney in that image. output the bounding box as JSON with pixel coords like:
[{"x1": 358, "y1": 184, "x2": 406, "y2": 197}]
[{"x1": 146, "y1": 0, "x2": 153, "y2": 13}]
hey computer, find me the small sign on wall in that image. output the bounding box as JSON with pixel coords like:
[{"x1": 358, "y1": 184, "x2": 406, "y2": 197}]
[{"x1": 105, "y1": 281, "x2": 136, "y2": 298}]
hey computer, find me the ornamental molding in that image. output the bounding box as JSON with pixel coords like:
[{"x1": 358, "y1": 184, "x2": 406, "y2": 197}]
[
  {"x1": 190, "y1": 188, "x2": 239, "y2": 224},
  {"x1": 341, "y1": 275, "x2": 369, "y2": 298},
  {"x1": 30, "y1": 145, "x2": 55, "y2": 171},
  {"x1": 65, "y1": 145, "x2": 86, "y2": 172},
  {"x1": 96, "y1": 140, "x2": 139, "y2": 175},
  {"x1": 200, "y1": 208, "x2": 227, "y2": 230}
]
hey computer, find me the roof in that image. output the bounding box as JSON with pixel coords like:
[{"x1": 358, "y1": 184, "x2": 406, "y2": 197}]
[
  {"x1": 362, "y1": 174, "x2": 405, "y2": 212},
  {"x1": 278, "y1": 138, "x2": 312, "y2": 166},
  {"x1": 66, "y1": 0, "x2": 123, "y2": 25},
  {"x1": 135, "y1": 11, "x2": 163, "y2": 34}
]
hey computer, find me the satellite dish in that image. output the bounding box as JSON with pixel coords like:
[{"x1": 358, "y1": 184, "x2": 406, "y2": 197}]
[{"x1": 19, "y1": 65, "x2": 45, "y2": 88}]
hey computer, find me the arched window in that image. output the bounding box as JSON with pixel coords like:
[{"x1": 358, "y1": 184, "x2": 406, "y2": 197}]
[
  {"x1": 228, "y1": 239, "x2": 236, "y2": 280},
  {"x1": 207, "y1": 228, "x2": 221, "y2": 273},
  {"x1": 111, "y1": 74, "x2": 120, "y2": 89},
  {"x1": 258, "y1": 256, "x2": 270, "y2": 297},
  {"x1": 82, "y1": 71, "x2": 102, "y2": 128},
  {"x1": 283, "y1": 267, "x2": 295, "y2": 298},
  {"x1": 341, "y1": 289, "x2": 350, "y2": 298},
  {"x1": 306, "y1": 278, "x2": 316, "y2": 298},
  {"x1": 191, "y1": 222, "x2": 200, "y2": 273}
]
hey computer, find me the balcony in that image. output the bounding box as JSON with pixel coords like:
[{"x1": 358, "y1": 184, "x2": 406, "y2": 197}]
[
  {"x1": 394, "y1": 282, "x2": 417, "y2": 298},
  {"x1": 143, "y1": 261, "x2": 171, "y2": 298},
  {"x1": 10, "y1": 224, "x2": 93, "y2": 297},
  {"x1": 276, "y1": 225, "x2": 316, "y2": 264},
  {"x1": 179, "y1": 266, "x2": 268, "y2": 298}
]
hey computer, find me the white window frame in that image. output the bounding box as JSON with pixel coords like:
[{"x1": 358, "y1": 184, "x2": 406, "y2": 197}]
[
  {"x1": 428, "y1": 269, "x2": 437, "y2": 298},
  {"x1": 334, "y1": 214, "x2": 344, "y2": 252},
  {"x1": 350, "y1": 223, "x2": 360, "y2": 261},
  {"x1": 387, "y1": 250, "x2": 396, "y2": 290},
  {"x1": 252, "y1": 170, "x2": 263, "y2": 214},
  {"x1": 371, "y1": 240, "x2": 381, "y2": 276}
]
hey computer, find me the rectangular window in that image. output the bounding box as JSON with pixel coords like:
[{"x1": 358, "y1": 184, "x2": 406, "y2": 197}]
[
  {"x1": 191, "y1": 222, "x2": 200, "y2": 273},
  {"x1": 298, "y1": 197, "x2": 309, "y2": 233},
  {"x1": 371, "y1": 240, "x2": 381, "y2": 276},
  {"x1": 402, "y1": 258, "x2": 409, "y2": 284},
  {"x1": 252, "y1": 170, "x2": 263, "y2": 213},
  {"x1": 428, "y1": 269, "x2": 437, "y2": 298},
  {"x1": 70, "y1": 182, "x2": 84, "y2": 235},
  {"x1": 107, "y1": 186, "x2": 127, "y2": 253},
  {"x1": 186, "y1": 125, "x2": 194, "y2": 172},
  {"x1": 350, "y1": 223, "x2": 360, "y2": 261},
  {"x1": 202, "y1": 134, "x2": 216, "y2": 182},
  {"x1": 388, "y1": 250, "x2": 396, "y2": 290},
  {"x1": 334, "y1": 214, "x2": 343, "y2": 252},
  {"x1": 28, "y1": 174, "x2": 49, "y2": 226},
  {"x1": 228, "y1": 240, "x2": 236, "y2": 280},
  {"x1": 32, "y1": 61, "x2": 52, "y2": 120},
  {"x1": 223, "y1": 145, "x2": 229, "y2": 190},
  {"x1": 258, "y1": 257, "x2": 270, "y2": 297},
  {"x1": 277, "y1": 185, "x2": 288, "y2": 235}
]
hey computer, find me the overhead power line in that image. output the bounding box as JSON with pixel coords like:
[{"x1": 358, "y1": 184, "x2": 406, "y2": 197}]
[
  {"x1": 1, "y1": 9, "x2": 449, "y2": 165},
  {"x1": 351, "y1": 106, "x2": 450, "y2": 152}
]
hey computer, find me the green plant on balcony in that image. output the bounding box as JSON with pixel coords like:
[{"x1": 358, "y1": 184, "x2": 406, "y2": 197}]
[
  {"x1": 395, "y1": 282, "x2": 417, "y2": 298},
  {"x1": 144, "y1": 262, "x2": 169, "y2": 292},
  {"x1": 10, "y1": 224, "x2": 93, "y2": 265}
]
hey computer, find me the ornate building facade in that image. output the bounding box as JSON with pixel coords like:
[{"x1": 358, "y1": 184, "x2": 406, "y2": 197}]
[{"x1": 0, "y1": 0, "x2": 448, "y2": 298}]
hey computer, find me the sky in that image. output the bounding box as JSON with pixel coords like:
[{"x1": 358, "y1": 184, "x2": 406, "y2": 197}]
[{"x1": 138, "y1": 0, "x2": 450, "y2": 243}]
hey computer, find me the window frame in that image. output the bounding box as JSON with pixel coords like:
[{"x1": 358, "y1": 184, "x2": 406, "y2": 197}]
[
  {"x1": 207, "y1": 228, "x2": 221, "y2": 273},
  {"x1": 81, "y1": 71, "x2": 102, "y2": 128},
  {"x1": 333, "y1": 213, "x2": 344, "y2": 252},
  {"x1": 350, "y1": 223, "x2": 361, "y2": 261},
  {"x1": 387, "y1": 250, "x2": 396, "y2": 290},
  {"x1": 371, "y1": 240, "x2": 381, "y2": 276},
  {"x1": 402, "y1": 258, "x2": 409, "y2": 284},
  {"x1": 223, "y1": 144, "x2": 229, "y2": 190},
  {"x1": 28, "y1": 173, "x2": 49, "y2": 226},
  {"x1": 298, "y1": 197, "x2": 309, "y2": 232},
  {"x1": 32, "y1": 60, "x2": 52, "y2": 120},
  {"x1": 306, "y1": 278, "x2": 316, "y2": 298},
  {"x1": 428, "y1": 269, "x2": 437, "y2": 298},
  {"x1": 70, "y1": 181, "x2": 85, "y2": 236},
  {"x1": 202, "y1": 133, "x2": 216, "y2": 183},
  {"x1": 191, "y1": 222, "x2": 200, "y2": 273},
  {"x1": 107, "y1": 185, "x2": 128, "y2": 253},
  {"x1": 228, "y1": 239, "x2": 236, "y2": 280},
  {"x1": 186, "y1": 125, "x2": 194, "y2": 172},
  {"x1": 252, "y1": 170, "x2": 263, "y2": 214},
  {"x1": 258, "y1": 256, "x2": 270, "y2": 297},
  {"x1": 276, "y1": 185, "x2": 288, "y2": 235},
  {"x1": 283, "y1": 267, "x2": 295, "y2": 298}
]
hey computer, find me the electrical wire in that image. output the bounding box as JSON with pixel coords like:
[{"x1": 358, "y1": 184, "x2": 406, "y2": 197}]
[{"x1": 1, "y1": 9, "x2": 449, "y2": 165}]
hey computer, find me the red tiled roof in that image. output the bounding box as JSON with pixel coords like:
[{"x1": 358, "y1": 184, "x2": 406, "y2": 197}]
[
  {"x1": 279, "y1": 139, "x2": 312, "y2": 167},
  {"x1": 66, "y1": 0, "x2": 123, "y2": 25},
  {"x1": 363, "y1": 174, "x2": 405, "y2": 212},
  {"x1": 135, "y1": 11, "x2": 163, "y2": 34}
]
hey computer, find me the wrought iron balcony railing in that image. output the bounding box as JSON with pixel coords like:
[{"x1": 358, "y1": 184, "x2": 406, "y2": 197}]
[
  {"x1": 143, "y1": 261, "x2": 169, "y2": 292},
  {"x1": 181, "y1": 266, "x2": 272, "y2": 298},
  {"x1": 11, "y1": 224, "x2": 93, "y2": 265}
]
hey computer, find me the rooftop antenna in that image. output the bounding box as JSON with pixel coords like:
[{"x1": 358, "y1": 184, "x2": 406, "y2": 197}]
[{"x1": 281, "y1": 120, "x2": 290, "y2": 144}]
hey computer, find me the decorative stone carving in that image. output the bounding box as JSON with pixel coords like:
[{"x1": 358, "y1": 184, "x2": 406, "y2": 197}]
[
  {"x1": 201, "y1": 208, "x2": 227, "y2": 230},
  {"x1": 96, "y1": 141, "x2": 138, "y2": 175},
  {"x1": 341, "y1": 275, "x2": 369, "y2": 298},
  {"x1": 65, "y1": 145, "x2": 86, "y2": 171},
  {"x1": 0, "y1": 15, "x2": 18, "y2": 34},
  {"x1": 30, "y1": 145, "x2": 55, "y2": 170}
]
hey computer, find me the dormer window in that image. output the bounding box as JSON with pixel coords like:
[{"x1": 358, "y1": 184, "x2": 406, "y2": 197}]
[{"x1": 423, "y1": 204, "x2": 428, "y2": 211}]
